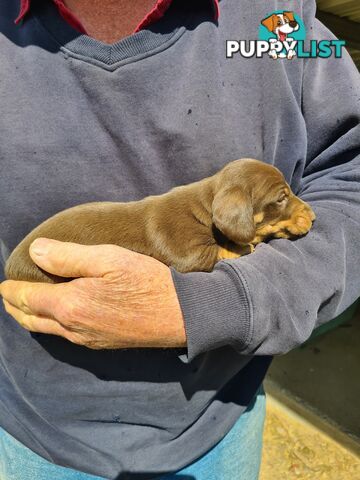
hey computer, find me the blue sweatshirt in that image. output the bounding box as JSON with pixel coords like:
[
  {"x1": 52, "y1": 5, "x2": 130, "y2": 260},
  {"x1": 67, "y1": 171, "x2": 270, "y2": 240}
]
[{"x1": 0, "y1": 0, "x2": 359, "y2": 478}]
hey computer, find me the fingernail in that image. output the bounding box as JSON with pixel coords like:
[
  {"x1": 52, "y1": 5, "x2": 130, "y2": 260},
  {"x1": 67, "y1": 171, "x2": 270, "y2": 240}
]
[{"x1": 30, "y1": 238, "x2": 51, "y2": 256}]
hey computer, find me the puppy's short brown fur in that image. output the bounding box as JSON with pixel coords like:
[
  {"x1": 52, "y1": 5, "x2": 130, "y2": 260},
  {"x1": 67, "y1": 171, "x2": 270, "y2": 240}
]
[{"x1": 5, "y1": 158, "x2": 315, "y2": 283}]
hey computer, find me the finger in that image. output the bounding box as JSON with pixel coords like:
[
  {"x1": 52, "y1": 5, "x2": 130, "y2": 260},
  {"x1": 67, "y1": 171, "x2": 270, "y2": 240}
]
[
  {"x1": 0, "y1": 280, "x2": 64, "y2": 318},
  {"x1": 3, "y1": 299, "x2": 70, "y2": 337},
  {"x1": 29, "y1": 238, "x2": 128, "y2": 279}
]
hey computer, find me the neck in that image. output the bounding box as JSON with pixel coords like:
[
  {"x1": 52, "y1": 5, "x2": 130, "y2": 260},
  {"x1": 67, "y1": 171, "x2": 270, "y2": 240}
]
[
  {"x1": 63, "y1": 0, "x2": 158, "y2": 43},
  {"x1": 185, "y1": 176, "x2": 216, "y2": 227}
]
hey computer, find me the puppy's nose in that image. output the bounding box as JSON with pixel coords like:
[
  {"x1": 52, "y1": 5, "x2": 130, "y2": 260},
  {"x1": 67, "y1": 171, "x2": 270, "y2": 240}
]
[{"x1": 289, "y1": 21, "x2": 297, "y2": 28}]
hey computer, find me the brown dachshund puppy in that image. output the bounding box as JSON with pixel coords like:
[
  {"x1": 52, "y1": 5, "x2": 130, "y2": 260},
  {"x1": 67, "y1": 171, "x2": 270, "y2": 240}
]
[{"x1": 5, "y1": 158, "x2": 315, "y2": 283}]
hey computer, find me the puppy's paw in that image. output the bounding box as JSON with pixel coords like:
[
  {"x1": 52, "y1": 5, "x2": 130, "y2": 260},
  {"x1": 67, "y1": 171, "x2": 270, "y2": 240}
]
[
  {"x1": 269, "y1": 50, "x2": 278, "y2": 59},
  {"x1": 287, "y1": 205, "x2": 316, "y2": 236},
  {"x1": 287, "y1": 49, "x2": 296, "y2": 59},
  {"x1": 217, "y1": 247, "x2": 241, "y2": 261},
  {"x1": 273, "y1": 230, "x2": 291, "y2": 239},
  {"x1": 287, "y1": 218, "x2": 311, "y2": 235},
  {"x1": 217, "y1": 243, "x2": 252, "y2": 261}
]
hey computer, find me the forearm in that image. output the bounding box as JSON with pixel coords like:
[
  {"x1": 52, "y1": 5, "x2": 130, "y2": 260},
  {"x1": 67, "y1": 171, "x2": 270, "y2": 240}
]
[
  {"x1": 171, "y1": 14, "x2": 360, "y2": 362},
  {"x1": 172, "y1": 183, "x2": 360, "y2": 362}
]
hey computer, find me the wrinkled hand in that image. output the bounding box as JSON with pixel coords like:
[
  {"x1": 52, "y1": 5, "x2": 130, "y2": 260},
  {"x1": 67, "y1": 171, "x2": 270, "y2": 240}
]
[{"x1": 0, "y1": 239, "x2": 187, "y2": 349}]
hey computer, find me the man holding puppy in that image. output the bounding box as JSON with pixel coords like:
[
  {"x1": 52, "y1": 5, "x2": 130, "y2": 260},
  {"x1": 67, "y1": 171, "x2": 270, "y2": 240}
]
[{"x1": 0, "y1": 0, "x2": 359, "y2": 479}]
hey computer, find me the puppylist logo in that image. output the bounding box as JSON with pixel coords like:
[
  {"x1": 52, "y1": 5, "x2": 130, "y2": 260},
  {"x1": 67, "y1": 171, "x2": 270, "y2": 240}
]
[{"x1": 226, "y1": 10, "x2": 346, "y2": 60}]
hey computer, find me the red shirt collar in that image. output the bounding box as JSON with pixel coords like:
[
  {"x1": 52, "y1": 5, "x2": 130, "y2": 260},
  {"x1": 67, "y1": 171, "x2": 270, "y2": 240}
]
[{"x1": 15, "y1": 0, "x2": 220, "y2": 34}]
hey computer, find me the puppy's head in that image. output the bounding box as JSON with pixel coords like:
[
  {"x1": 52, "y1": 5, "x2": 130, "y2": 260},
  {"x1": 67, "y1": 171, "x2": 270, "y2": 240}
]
[
  {"x1": 261, "y1": 12, "x2": 299, "y2": 39},
  {"x1": 212, "y1": 158, "x2": 315, "y2": 246}
]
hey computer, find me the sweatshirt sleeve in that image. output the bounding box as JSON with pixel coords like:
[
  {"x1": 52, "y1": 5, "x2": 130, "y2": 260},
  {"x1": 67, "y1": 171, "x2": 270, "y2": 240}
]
[{"x1": 170, "y1": 12, "x2": 360, "y2": 363}]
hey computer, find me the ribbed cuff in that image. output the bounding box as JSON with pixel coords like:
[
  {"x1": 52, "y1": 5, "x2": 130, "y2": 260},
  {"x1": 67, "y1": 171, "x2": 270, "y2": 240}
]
[{"x1": 170, "y1": 262, "x2": 252, "y2": 363}]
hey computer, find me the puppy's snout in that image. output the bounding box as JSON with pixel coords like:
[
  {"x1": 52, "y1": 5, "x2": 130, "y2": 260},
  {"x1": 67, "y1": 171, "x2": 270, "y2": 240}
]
[
  {"x1": 298, "y1": 202, "x2": 316, "y2": 222},
  {"x1": 289, "y1": 20, "x2": 298, "y2": 28}
]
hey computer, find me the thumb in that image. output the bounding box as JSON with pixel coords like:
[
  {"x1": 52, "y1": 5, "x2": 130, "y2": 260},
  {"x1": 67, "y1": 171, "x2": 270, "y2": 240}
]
[{"x1": 29, "y1": 238, "x2": 125, "y2": 279}]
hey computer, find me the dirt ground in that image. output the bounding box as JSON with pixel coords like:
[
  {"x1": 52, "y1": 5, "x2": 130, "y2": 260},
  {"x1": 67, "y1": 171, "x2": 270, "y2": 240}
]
[{"x1": 259, "y1": 397, "x2": 360, "y2": 480}]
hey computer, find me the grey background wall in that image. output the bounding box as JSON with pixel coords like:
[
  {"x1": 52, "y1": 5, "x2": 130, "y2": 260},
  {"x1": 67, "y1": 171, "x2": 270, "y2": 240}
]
[{"x1": 316, "y1": 0, "x2": 360, "y2": 68}]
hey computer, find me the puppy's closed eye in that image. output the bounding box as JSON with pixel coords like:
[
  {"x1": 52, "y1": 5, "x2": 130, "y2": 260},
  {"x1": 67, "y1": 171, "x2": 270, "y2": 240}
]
[
  {"x1": 261, "y1": 190, "x2": 288, "y2": 217},
  {"x1": 276, "y1": 193, "x2": 287, "y2": 204}
]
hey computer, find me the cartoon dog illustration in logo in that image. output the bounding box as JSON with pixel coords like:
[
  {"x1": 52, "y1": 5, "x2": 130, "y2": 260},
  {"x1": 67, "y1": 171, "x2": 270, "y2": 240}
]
[{"x1": 261, "y1": 12, "x2": 300, "y2": 59}]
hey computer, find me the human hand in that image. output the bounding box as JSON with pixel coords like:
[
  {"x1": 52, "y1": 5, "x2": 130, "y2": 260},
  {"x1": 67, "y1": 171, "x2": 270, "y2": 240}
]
[{"x1": 0, "y1": 239, "x2": 187, "y2": 349}]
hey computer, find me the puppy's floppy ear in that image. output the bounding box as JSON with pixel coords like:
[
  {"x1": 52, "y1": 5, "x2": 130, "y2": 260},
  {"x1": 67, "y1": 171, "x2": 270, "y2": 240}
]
[
  {"x1": 283, "y1": 11, "x2": 295, "y2": 22},
  {"x1": 261, "y1": 14, "x2": 277, "y2": 33},
  {"x1": 212, "y1": 187, "x2": 256, "y2": 245}
]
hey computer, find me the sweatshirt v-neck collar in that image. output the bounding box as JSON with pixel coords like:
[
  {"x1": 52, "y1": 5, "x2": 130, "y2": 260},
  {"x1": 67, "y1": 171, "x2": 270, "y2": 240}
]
[
  {"x1": 16, "y1": 0, "x2": 220, "y2": 34},
  {"x1": 31, "y1": 0, "x2": 195, "y2": 70}
]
